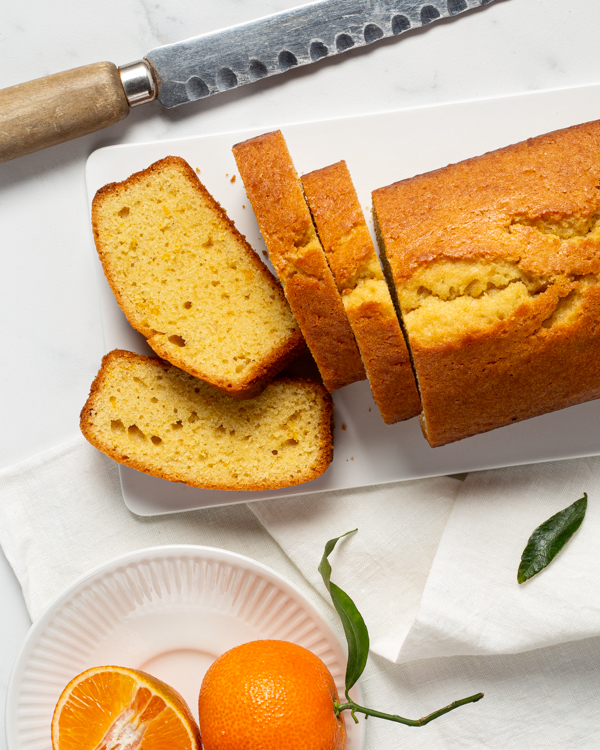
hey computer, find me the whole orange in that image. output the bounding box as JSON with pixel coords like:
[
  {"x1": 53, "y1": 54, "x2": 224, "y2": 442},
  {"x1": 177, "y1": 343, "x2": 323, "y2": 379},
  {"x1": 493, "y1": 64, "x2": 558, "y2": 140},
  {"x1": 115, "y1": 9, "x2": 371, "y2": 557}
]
[{"x1": 197, "y1": 640, "x2": 346, "y2": 750}]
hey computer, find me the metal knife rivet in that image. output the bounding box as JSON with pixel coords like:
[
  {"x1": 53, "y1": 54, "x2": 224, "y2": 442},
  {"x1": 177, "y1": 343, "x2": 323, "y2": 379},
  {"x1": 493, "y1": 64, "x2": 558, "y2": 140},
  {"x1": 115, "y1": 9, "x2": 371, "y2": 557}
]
[
  {"x1": 421, "y1": 5, "x2": 441, "y2": 25},
  {"x1": 118, "y1": 60, "x2": 157, "y2": 106},
  {"x1": 216, "y1": 67, "x2": 238, "y2": 90},
  {"x1": 310, "y1": 41, "x2": 329, "y2": 62},
  {"x1": 249, "y1": 60, "x2": 269, "y2": 81},
  {"x1": 335, "y1": 33, "x2": 354, "y2": 53},
  {"x1": 391, "y1": 15, "x2": 411, "y2": 35},
  {"x1": 278, "y1": 50, "x2": 298, "y2": 72},
  {"x1": 185, "y1": 76, "x2": 210, "y2": 101},
  {"x1": 364, "y1": 24, "x2": 384, "y2": 44},
  {"x1": 448, "y1": 0, "x2": 467, "y2": 14}
]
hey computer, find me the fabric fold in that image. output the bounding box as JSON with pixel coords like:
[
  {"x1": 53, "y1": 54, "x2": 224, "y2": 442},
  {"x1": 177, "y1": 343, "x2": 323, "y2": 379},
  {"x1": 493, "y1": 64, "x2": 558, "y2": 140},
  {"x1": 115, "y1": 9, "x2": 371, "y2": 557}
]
[
  {"x1": 3, "y1": 434, "x2": 600, "y2": 668},
  {"x1": 248, "y1": 476, "x2": 461, "y2": 662},
  {"x1": 0, "y1": 436, "x2": 320, "y2": 621},
  {"x1": 396, "y1": 457, "x2": 600, "y2": 663}
]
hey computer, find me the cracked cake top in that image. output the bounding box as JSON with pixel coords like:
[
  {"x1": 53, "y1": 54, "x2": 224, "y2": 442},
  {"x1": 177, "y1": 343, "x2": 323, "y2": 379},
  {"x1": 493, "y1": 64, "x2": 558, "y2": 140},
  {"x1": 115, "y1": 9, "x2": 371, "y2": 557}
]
[{"x1": 373, "y1": 119, "x2": 600, "y2": 446}]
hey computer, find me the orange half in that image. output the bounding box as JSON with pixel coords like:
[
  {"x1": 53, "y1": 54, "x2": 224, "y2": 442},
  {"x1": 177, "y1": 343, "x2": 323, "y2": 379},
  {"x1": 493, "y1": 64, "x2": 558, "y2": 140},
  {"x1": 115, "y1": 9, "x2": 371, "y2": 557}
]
[{"x1": 51, "y1": 665, "x2": 202, "y2": 750}]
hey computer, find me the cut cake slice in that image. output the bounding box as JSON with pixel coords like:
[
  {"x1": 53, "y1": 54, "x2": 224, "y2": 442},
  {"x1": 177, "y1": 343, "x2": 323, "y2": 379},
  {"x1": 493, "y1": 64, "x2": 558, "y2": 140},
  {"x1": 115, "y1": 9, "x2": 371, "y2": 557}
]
[
  {"x1": 232, "y1": 130, "x2": 366, "y2": 392},
  {"x1": 92, "y1": 156, "x2": 304, "y2": 400},
  {"x1": 80, "y1": 350, "x2": 334, "y2": 491},
  {"x1": 373, "y1": 119, "x2": 600, "y2": 446},
  {"x1": 302, "y1": 160, "x2": 421, "y2": 424}
]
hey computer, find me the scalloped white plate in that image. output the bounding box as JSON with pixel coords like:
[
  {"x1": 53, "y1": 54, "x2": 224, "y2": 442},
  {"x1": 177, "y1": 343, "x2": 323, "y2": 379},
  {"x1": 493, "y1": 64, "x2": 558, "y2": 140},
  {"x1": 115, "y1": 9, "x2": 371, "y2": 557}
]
[{"x1": 6, "y1": 546, "x2": 364, "y2": 750}]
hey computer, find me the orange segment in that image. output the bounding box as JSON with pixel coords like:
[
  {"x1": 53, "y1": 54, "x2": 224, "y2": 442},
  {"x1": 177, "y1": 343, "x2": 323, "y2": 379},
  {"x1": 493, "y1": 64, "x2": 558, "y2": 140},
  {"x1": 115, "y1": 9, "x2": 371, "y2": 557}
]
[{"x1": 51, "y1": 666, "x2": 201, "y2": 750}]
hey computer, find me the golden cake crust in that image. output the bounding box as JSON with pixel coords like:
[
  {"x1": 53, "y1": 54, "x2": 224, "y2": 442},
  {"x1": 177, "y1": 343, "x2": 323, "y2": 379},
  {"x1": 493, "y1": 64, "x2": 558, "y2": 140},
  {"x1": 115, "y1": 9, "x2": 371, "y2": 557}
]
[
  {"x1": 302, "y1": 161, "x2": 421, "y2": 424},
  {"x1": 232, "y1": 132, "x2": 366, "y2": 392},
  {"x1": 80, "y1": 350, "x2": 334, "y2": 491},
  {"x1": 92, "y1": 156, "x2": 305, "y2": 400},
  {"x1": 373, "y1": 120, "x2": 600, "y2": 446}
]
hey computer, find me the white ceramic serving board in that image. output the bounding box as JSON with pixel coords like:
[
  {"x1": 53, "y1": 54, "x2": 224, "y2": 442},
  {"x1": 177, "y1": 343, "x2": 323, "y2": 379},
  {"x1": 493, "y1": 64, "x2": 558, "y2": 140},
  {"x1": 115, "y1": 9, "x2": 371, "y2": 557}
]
[{"x1": 86, "y1": 83, "x2": 600, "y2": 516}]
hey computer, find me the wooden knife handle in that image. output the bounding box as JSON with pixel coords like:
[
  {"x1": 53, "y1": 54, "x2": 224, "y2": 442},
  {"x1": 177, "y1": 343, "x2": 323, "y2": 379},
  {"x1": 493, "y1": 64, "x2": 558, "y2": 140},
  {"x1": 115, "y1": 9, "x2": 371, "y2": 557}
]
[{"x1": 0, "y1": 62, "x2": 130, "y2": 164}]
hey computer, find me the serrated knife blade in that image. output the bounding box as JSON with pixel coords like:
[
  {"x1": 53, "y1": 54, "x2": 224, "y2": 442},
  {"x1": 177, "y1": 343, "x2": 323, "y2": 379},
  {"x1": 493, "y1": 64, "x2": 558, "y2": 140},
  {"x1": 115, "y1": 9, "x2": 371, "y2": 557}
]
[
  {"x1": 148, "y1": 0, "x2": 493, "y2": 108},
  {"x1": 0, "y1": 0, "x2": 496, "y2": 163}
]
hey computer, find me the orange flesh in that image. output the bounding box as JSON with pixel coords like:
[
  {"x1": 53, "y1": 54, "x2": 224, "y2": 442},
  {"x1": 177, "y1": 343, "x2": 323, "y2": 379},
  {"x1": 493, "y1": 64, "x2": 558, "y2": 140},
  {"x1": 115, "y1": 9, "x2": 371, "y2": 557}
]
[{"x1": 54, "y1": 670, "x2": 198, "y2": 750}]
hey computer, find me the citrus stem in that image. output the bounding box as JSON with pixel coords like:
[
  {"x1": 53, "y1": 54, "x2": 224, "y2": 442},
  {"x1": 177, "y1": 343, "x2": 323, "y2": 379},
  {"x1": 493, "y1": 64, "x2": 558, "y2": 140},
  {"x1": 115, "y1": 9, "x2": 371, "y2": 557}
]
[{"x1": 333, "y1": 692, "x2": 484, "y2": 727}]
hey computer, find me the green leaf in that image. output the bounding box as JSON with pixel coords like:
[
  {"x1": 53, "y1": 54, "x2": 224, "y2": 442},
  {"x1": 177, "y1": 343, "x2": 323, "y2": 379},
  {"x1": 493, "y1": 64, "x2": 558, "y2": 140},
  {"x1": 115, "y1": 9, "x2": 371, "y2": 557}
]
[
  {"x1": 318, "y1": 530, "x2": 369, "y2": 694},
  {"x1": 517, "y1": 493, "x2": 588, "y2": 584}
]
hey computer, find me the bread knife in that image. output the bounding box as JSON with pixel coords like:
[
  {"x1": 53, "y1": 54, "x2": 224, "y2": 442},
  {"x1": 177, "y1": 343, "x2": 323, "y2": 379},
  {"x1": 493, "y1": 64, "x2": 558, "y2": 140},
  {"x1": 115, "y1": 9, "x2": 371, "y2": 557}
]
[{"x1": 0, "y1": 0, "x2": 495, "y2": 164}]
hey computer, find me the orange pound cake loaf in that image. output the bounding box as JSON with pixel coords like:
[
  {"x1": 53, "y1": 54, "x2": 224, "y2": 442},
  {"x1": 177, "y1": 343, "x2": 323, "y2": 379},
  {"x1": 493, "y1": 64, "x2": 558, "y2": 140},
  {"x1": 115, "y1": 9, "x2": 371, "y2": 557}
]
[
  {"x1": 302, "y1": 161, "x2": 421, "y2": 424},
  {"x1": 80, "y1": 350, "x2": 333, "y2": 491},
  {"x1": 373, "y1": 120, "x2": 600, "y2": 447},
  {"x1": 232, "y1": 131, "x2": 366, "y2": 392},
  {"x1": 92, "y1": 156, "x2": 304, "y2": 399}
]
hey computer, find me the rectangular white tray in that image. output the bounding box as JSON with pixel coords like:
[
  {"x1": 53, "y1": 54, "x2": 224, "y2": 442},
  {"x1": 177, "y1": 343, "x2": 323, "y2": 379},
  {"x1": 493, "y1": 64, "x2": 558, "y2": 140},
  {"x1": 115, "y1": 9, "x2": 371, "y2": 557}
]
[{"x1": 86, "y1": 82, "x2": 600, "y2": 516}]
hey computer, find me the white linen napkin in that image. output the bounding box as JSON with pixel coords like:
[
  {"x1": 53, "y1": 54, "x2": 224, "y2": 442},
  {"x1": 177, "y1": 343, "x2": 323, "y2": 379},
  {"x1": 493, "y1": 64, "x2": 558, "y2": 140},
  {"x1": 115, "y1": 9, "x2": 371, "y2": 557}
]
[
  {"x1": 398, "y1": 458, "x2": 600, "y2": 662},
  {"x1": 0, "y1": 435, "x2": 458, "y2": 630},
  {"x1": 252, "y1": 456, "x2": 600, "y2": 664},
  {"x1": 1, "y1": 434, "x2": 598, "y2": 665},
  {"x1": 0, "y1": 436, "x2": 320, "y2": 621},
  {"x1": 4, "y1": 436, "x2": 600, "y2": 749},
  {"x1": 248, "y1": 477, "x2": 460, "y2": 663}
]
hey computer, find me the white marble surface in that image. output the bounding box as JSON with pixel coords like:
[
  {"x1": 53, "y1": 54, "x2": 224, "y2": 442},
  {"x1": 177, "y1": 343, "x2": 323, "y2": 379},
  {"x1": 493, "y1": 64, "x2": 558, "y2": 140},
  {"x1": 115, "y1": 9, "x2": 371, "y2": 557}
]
[{"x1": 3, "y1": 0, "x2": 600, "y2": 746}]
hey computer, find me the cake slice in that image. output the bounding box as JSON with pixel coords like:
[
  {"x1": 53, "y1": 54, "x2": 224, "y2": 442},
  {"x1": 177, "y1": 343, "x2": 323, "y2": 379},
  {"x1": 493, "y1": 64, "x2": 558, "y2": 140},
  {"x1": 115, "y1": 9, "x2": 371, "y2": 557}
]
[
  {"x1": 301, "y1": 161, "x2": 421, "y2": 424},
  {"x1": 80, "y1": 350, "x2": 333, "y2": 491},
  {"x1": 92, "y1": 156, "x2": 304, "y2": 400},
  {"x1": 373, "y1": 119, "x2": 600, "y2": 446},
  {"x1": 232, "y1": 131, "x2": 366, "y2": 392}
]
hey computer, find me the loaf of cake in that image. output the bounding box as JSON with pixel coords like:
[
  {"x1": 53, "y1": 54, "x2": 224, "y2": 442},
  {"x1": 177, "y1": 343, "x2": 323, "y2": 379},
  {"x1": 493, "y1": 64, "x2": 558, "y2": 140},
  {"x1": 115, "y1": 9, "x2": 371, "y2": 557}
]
[
  {"x1": 373, "y1": 120, "x2": 600, "y2": 446},
  {"x1": 92, "y1": 156, "x2": 304, "y2": 399},
  {"x1": 301, "y1": 161, "x2": 421, "y2": 424},
  {"x1": 232, "y1": 131, "x2": 366, "y2": 392},
  {"x1": 80, "y1": 350, "x2": 334, "y2": 491}
]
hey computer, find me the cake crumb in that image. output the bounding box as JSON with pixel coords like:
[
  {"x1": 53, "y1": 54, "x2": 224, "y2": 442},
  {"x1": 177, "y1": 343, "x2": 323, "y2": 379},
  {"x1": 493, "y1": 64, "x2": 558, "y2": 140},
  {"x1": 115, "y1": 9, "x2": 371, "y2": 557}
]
[
  {"x1": 196, "y1": 168, "x2": 201, "y2": 173},
  {"x1": 263, "y1": 251, "x2": 268, "y2": 257},
  {"x1": 341, "y1": 424, "x2": 346, "y2": 431},
  {"x1": 242, "y1": 204, "x2": 246, "y2": 209},
  {"x1": 230, "y1": 175, "x2": 236, "y2": 183}
]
